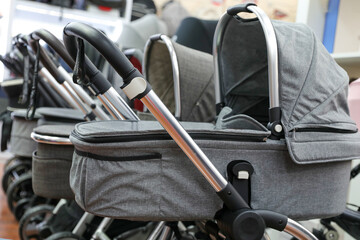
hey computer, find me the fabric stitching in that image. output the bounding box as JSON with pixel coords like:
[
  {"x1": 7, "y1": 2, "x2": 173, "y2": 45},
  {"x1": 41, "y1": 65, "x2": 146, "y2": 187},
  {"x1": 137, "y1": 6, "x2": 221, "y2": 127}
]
[{"x1": 287, "y1": 29, "x2": 315, "y2": 127}]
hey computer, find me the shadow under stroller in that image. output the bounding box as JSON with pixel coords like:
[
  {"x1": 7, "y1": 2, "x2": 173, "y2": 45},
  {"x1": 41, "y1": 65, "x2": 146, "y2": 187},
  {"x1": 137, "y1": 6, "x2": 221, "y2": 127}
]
[{"x1": 62, "y1": 3, "x2": 360, "y2": 240}]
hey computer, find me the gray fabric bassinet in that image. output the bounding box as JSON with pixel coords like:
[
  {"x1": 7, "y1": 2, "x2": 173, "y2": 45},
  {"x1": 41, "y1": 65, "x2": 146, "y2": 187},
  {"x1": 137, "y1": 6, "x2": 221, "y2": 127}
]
[
  {"x1": 68, "y1": 9, "x2": 360, "y2": 222},
  {"x1": 144, "y1": 35, "x2": 215, "y2": 122},
  {"x1": 10, "y1": 107, "x2": 84, "y2": 157},
  {"x1": 10, "y1": 109, "x2": 41, "y2": 157},
  {"x1": 32, "y1": 124, "x2": 75, "y2": 199},
  {"x1": 69, "y1": 119, "x2": 353, "y2": 221}
]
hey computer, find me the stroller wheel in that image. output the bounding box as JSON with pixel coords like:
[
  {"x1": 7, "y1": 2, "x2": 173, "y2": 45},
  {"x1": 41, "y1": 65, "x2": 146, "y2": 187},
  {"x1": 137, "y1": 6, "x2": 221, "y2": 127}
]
[
  {"x1": 6, "y1": 172, "x2": 33, "y2": 212},
  {"x1": 3, "y1": 156, "x2": 19, "y2": 170},
  {"x1": 2, "y1": 159, "x2": 32, "y2": 193},
  {"x1": 46, "y1": 231, "x2": 84, "y2": 240},
  {"x1": 14, "y1": 198, "x2": 31, "y2": 221},
  {"x1": 19, "y1": 204, "x2": 54, "y2": 240}
]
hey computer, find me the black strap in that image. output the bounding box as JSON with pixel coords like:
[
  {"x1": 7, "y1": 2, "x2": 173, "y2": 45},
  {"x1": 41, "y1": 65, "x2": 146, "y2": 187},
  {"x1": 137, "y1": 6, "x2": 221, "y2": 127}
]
[
  {"x1": 72, "y1": 38, "x2": 88, "y2": 86},
  {"x1": 19, "y1": 50, "x2": 29, "y2": 104},
  {"x1": 0, "y1": 111, "x2": 12, "y2": 151},
  {"x1": 26, "y1": 41, "x2": 40, "y2": 120}
]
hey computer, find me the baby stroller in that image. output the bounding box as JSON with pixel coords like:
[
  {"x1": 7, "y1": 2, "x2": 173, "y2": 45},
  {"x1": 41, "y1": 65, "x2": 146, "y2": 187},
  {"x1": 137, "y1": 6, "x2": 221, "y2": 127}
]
[
  {"x1": 19, "y1": 28, "x2": 156, "y2": 240},
  {"x1": 63, "y1": 3, "x2": 360, "y2": 240},
  {"x1": 2, "y1": 33, "x2": 108, "y2": 222}
]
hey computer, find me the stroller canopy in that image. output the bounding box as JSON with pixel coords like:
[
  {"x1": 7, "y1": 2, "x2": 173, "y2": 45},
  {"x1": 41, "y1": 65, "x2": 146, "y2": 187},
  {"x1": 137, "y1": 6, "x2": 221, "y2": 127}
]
[
  {"x1": 217, "y1": 16, "x2": 360, "y2": 164},
  {"x1": 144, "y1": 36, "x2": 215, "y2": 122}
]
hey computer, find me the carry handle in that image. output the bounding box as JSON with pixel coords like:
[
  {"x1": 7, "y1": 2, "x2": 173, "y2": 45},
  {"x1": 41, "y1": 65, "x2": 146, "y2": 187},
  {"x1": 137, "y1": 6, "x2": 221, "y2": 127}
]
[
  {"x1": 226, "y1": 4, "x2": 279, "y2": 109},
  {"x1": 30, "y1": 29, "x2": 112, "y2": 94},
  {"x1": 215, "y1": 4, "x2": 282, "y2": 138},
  {"x1": 226, "y1": 3, "x2": 256, "y2": 15}
]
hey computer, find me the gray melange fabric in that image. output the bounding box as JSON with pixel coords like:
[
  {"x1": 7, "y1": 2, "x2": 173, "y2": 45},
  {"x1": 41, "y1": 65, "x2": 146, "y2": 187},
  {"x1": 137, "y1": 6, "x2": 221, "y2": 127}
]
[
  {"x1": 32, "y1": 124, "x2": 75, "y2": 199},
  {"x1": 34, "y1": 124, "x2": 75, "y2": 138},
  {"x1": 10, "y1": 111, "x2": 40, "y2": 157},
  {"x1": 33, "y1": 144, "x2": 75, "y2": 199},
  {"x1": 117, "y1": 14, "x2": 168, "y2": 50},
  {"x1": 35, "y1": 107, "x2": 85, "y2": 121},
  {"x1": 69, "y1": 120, "x2": 350, "y2": 221},
  {"x1": 147, "y1": 42, "x2": 175, "y2": 114},
  {"x1": 217, "y1": 17, "x2": 360, "y2": 164},
  {"x1": 216, "y1": 107, "x2": 269, "y2": 131},
  {"x1": 145, "y1": 39, "x2": 215, "y2": 122}
]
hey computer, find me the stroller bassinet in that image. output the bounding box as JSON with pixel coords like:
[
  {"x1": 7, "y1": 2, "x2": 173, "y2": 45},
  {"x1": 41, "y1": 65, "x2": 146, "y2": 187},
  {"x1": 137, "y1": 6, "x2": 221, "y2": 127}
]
[
  {"x1": 31, "y1": 124, "x2": 75, "y2": 199},
  {"x1": 10, "y1": 108, "x2": 84, "y2": 158},
  {"x1": 10, "y1": 110, "x2": 41, "y2": 157},
  {"x1": 67, "y1": 5, "x2": 360, "y2": 223},
  {"x1": 143, "y1": 35, "x2": 215, "y2": 122}
]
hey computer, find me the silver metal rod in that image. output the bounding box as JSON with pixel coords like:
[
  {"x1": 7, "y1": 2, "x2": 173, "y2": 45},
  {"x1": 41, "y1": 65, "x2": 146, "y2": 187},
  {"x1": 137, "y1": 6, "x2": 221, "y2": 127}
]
[
  {"x1": 39, "y1": 68, "x2": 78, "y2": 109},
  {"x1": 103, "y1": 87, "x2": 139, "y2": 121},
  {"x1": 143, "y1": 36, "x2": 181, "y2": 119},
  {"x1": 59, "y1": 66, "x2": 110, "y2": 120},
  {"x1": 91, "y1": 217, "x2": 113, "y2": 240},
  {"x1": 72, "y1": 212, "x2": 95, "y2": 235},
  {"x1": 147, "y1": 222, "x2": 165, "y2": 240},
  {"x1": 159, "y1": 226, "x2": 172, "y2": 240},
  {"x1": 58, "y1": 66, "x2": 110, "y2": 120},
  {"x1": 52, "y1": 199, "x2": 67, "y2": 214},
  {"x1": 142, "y1": 90, "x2": 227, "y2": 191},
  {"x1": 98, "y1": 94, "x2": 124, "y2": 120},
  {"x1": 31, "y1": 132, "x2": 72, "y2": 145},
  {"x1": 213, "y1": 13, "x2": 228, "y2": 106},
  {"x1": 247, "y1": 5, "x2": 279, "y2": 108},
  {"x1": 62, "y1": 81, "x2": 91, "y2": 116},
  {"x1": 284, "y1": 219, "x2": 318, "y2": 240}
]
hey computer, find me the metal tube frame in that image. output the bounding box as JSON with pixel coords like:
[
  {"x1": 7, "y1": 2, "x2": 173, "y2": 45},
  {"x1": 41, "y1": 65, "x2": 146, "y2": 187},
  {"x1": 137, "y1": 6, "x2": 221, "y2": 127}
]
[
  {"x1": 91, "y1": 217, "x2": 113, "y2": 240},
  {"x1": 57, "y1": 66, "x2": 110, "y2": 120},
  {"x1": 247, "y1": 5, "x2": 279, "y2": 108},
  {"x1": 102, "y1": 87, "x2": 139, "y2": 121},
  {"x1": 141, "y1": 90, "x2": 227, "y2": 191},
  {"x1": 62, "y1": 80, "x2": 92, "y2": 119},
  {"x1": 31, "y1": 132, "x2": 72, "y2": 145},
  {"x1": 147, "y1": 222, "x2": 165, "y2": 240},
  {"x1": 284, "y1": 219, "x2": 317, "y2": 240},
  {"x1": 143, "y1": 35, "x2": 181, "y2": 119},
  {"x1": 39, "y1": 68, "x2": 79, "y2": 109},
  {"x1": 30, "y1": 29, "x2": 138, "y2": 122}
]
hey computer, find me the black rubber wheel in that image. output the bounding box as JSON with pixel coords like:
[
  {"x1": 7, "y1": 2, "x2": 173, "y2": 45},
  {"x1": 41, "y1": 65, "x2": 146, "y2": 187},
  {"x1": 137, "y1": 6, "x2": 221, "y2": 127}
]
[
  {"x1": 46, "y1": 232, "x2": 84, "y2": 240},
  {"x1": 19, "y1": 204, "x2": 54, "y2": 240},
  {"x1": 14, "y1": 198, "x2": 31, "y2": 221},
  {"x1": 3, "y1": 156, "x2": 19, "y2": 170},
  {"x1": 6, "y1": 172, "x2": 33, "y2": 212},
  {"x1": 2, "y1": 159, "x2": 31, "y2": 193}
]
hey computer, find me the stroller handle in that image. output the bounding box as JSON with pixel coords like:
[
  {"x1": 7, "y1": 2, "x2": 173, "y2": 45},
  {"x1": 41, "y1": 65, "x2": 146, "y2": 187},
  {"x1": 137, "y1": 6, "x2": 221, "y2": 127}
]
[
  {"x1": 63, "y1": 22, "x2": 143, "y2": 86},
  {"x1": 30, "y1": 29, "x2": 111, "y2": 95},
  {"x1": 30, "y1": 29, "x2": 134, "y2": 121}
]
